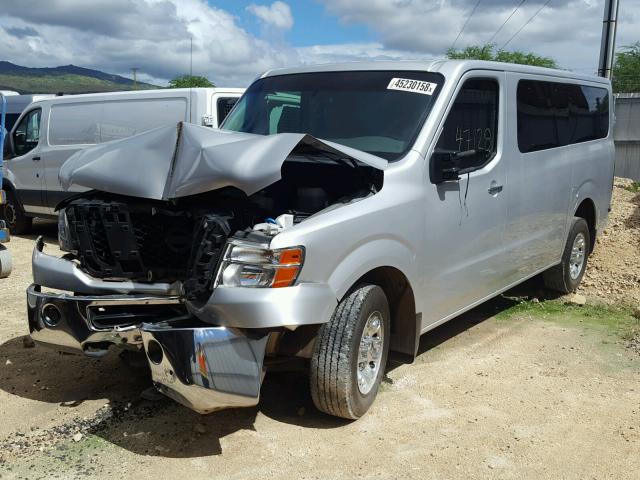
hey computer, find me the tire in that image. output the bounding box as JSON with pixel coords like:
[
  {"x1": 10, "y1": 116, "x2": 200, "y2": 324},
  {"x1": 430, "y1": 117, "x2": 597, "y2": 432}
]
[
  {"x1": 1, "y1": 189, "x2": 32, "y2": 235},
  {"x1": 543, "y1": 217, "x2": 591, "y2": 293},
  {"x1": 0, "y1": 245, "x2": 12, "y2": 278},
  {"x1": 310, "y1": 284, "x2": 390, "y2": 419}
]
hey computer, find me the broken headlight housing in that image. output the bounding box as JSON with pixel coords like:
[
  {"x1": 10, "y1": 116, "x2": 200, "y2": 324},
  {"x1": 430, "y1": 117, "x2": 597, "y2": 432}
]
[
  {"x1": 216, "y1": 241, "x2": 304, "y2": 288},
  {"x1": 57, "y1": 209, "x2": 77, "y2": 254}
]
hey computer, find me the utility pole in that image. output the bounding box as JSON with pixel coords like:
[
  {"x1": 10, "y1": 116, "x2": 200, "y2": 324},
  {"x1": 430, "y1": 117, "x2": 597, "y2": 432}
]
[
  {"x1": 598, "y1": 0, "x2": 619, "y2": 78},
  {"x1": 131, "y1": 67, "x2": 139, "y2": 90},
  {"x1": 190, "y1": 36, "x2": 193, "y2": 77}
]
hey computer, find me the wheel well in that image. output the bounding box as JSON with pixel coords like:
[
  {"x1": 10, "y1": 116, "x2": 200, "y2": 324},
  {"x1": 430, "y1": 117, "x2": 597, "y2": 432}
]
[
  {"x1": 357, "y1": 266, "x2": 419, "y2": 360},
  {"x1": 1, "y1": 180, "x2": 15, "y2": 194},
  {"x1": 574, "y1": 198, "x2": 596, "y2": 253}
]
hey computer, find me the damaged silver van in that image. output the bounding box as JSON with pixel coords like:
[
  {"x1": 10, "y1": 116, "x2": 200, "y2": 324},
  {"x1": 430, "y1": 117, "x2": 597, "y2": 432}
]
[{"x1": 27, "y1": 61, "x2": 614, "y2": 419}]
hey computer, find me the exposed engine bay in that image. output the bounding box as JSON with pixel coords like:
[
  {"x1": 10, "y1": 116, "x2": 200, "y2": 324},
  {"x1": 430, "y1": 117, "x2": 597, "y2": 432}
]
[{"x1": 58, "y1": 154, "x2": 383, "y2": 302}]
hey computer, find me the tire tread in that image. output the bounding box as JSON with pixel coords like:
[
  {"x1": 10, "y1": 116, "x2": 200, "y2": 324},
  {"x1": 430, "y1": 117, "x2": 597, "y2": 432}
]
[{"x1": 311, "y1": 285, "x2": 378, "y2": 419}]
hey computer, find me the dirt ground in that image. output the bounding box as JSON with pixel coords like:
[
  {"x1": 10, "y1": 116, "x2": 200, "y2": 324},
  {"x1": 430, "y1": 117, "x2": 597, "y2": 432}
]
[
  {"x1": 0, "y1": 187, "x2": 638, "y2": 479},
  {"x1": 578, "y1": 177, "x2": 640, "y2": 305}
]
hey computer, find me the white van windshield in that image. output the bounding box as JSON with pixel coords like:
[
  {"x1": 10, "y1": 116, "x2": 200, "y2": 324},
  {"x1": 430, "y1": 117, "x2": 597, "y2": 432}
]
[{"x1": 222, "y1": 71, "x2": 443, "y2": 160}]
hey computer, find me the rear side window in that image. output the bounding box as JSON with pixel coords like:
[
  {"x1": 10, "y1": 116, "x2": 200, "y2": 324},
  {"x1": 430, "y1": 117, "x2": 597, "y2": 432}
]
[
  {"x1": 49, "y1": 97, "x2": 188, "y2": 145},
  {"x1": 216, "y1": 97, "x2": 238, "y2": 125},
  {"x1": 517, "y1": 80, "x2": 609, "y2": 153}
]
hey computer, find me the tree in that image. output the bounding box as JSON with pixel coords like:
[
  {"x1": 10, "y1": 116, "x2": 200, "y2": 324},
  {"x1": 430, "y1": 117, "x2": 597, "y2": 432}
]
[
  {"x1": 168, "y1": 75, "x2": 215, "y2": 88},
  {"x1": 447, "y1": 45, "x2": 558, "y2": 69},
  {"x1": 612, "y1": 42, "x2": 640, "y2": 93}
]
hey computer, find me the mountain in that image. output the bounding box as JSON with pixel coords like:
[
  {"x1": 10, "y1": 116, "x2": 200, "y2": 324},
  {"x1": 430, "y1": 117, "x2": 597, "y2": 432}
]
[{"x1": 0, "y1": 61, "x2": 158, "y2": 94}]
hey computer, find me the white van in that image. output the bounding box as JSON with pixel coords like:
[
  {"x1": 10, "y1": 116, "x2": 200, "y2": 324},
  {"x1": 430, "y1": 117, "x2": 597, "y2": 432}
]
[
  {"x1": 1, "y1": 87, "x2": 244, "y2": 232},
  {"x1": 2, "y1": 94, "x2": 56, "y2": 133}
]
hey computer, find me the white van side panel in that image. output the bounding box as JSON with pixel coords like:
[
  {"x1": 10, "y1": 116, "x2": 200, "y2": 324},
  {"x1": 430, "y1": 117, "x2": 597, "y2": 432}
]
[{"x1": 48, "y1": 97, "x2": 188, "y2": 145}]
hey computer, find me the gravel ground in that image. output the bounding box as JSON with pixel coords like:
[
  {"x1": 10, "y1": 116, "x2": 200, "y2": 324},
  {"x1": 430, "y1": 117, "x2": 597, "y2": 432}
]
[{"x1": 0, "y1": 191, "x2": 638, "y2": 479}]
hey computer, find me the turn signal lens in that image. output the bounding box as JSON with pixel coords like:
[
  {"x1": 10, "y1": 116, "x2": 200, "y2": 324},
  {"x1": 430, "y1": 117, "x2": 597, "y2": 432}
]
[
  {"x1": 276, "y1": 248, "x2": 303, "y2": 265},
  {"x1": 272, "y1": 266, "x2": 299, "y2": 288}
]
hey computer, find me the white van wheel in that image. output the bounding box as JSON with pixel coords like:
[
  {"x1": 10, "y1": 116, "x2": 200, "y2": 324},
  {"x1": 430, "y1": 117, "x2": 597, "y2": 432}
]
[
  {"x1": 1, "y1": 190, "x2": 32, "y2": 235},
  {"x1": 310, "y1": 284, "x2": 390, "y2": 419},
  {"x1": 0, "y1": 245, "x2": 12, "y2": 278},
  {"x1": 543, "y1": 217, "x2": 590, "y2": 293}
]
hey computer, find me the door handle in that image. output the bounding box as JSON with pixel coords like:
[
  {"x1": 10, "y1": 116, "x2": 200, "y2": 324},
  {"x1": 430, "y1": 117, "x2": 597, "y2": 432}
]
[
  {"x1": 32, "y1": 156, "x2": 41, "y2": 161},
  {"x1": 488, "y1": 185, "x2": 503, "y2": 195}
]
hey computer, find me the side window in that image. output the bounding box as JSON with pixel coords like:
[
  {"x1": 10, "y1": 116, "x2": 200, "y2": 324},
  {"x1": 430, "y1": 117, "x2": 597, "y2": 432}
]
[
  {"x1": 569, "y1": 85, "x2": 609, "y2": 143},
  {"x1": 13, "y1": 109, "x2": 41, "y2": 156},
  {"x1": 216, "y1": 97, "x2": 239, "y2": 125},
  {"x1": 430, "y1": 78, "x2": 498, "y2": 182},
  {"x1": 517, "y1": 80, "x2": 609, "y2": 153}
]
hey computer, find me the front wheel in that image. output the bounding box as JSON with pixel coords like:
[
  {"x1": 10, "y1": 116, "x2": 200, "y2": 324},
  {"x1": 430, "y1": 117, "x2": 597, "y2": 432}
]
[
  {"x1": 543, "y1": 217, "x2": 591, "y2": 293},
  {"x1": 1, "y1": 189, "x2": 32, "y2": 235},
  {"x1": 310, "y1": 284, "x2": 390, "y2": 419}
]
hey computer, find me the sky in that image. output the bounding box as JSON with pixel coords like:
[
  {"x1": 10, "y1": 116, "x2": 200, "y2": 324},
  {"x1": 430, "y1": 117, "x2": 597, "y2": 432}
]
[{"x1": 0, "y1": 0, "x2": 638, "y2": 87}]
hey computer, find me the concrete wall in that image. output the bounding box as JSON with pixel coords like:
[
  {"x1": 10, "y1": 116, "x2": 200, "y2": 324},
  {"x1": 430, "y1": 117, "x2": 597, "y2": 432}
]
[{"x1": 614, "y1": 94, "x2": 640, "y2": 180}]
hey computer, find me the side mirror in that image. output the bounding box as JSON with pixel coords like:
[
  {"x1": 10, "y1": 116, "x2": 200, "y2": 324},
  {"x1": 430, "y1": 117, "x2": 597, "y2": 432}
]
[
  {"x1": 2, "y1": 132, "x2": 14, "y2": 159},
  {"x1": 429, "y1": 148, "x2": 490, "y2": 184}
]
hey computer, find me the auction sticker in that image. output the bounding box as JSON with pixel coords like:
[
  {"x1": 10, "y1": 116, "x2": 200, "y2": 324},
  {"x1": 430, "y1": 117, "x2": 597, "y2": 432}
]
[{"x1": 387, "y1": 78, "x2": 437, "y2": 95}]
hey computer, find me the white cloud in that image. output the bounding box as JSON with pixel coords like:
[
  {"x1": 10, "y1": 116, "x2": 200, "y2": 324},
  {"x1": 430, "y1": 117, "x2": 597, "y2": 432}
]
[
  {"x1": 247, "y1": 1, "x2": 294, "y2": 30},
  {"x1": 323, "y1": 0, "x2": 640, "y2": 73},
  {"x1": 0, "y1": 0, "x2": 296, "y2": 87},
  {"x1": 297, "y1": 42, "x2": 436, "y2": 64}
]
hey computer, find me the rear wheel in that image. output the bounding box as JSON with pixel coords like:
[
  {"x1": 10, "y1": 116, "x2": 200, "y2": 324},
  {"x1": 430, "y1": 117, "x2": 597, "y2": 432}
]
[
  {"x1": 1, "y1": 189, "x2": 32, "y2": 235},
  {"x1": 310, "y1": 284, "x2": 390, "y2": 419},
  {"x1": 543, "y1": 217, "x2": 590, "y2": 293}
]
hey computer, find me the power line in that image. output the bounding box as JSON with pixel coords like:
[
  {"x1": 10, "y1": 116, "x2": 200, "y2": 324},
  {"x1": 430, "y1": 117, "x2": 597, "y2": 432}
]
[
  {"x1": 501, "y1": 0, "x2": 552, "y2": 50},
  {"x1": 451, "y1": 0, "x2": 483, "y2": 50},
  {"x1": 486, "y1": 0, "x2": 527, "y2": 46}
]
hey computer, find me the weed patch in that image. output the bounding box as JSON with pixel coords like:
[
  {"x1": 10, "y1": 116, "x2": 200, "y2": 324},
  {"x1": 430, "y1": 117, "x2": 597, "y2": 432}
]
[{"x1": 495, "y1": 296, "x2": 640, "y2": 342}]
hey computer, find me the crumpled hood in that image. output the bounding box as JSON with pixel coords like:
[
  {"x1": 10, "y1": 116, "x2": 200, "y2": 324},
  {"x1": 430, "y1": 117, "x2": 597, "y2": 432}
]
[{"x1": 59, "y1": 122, "x2": 387, "y2": 201}]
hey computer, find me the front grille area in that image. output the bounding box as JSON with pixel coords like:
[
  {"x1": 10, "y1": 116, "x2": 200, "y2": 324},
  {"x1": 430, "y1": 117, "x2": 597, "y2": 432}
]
[{"x1": 65, "y1": 199, "x2": 228, "y2": 286}]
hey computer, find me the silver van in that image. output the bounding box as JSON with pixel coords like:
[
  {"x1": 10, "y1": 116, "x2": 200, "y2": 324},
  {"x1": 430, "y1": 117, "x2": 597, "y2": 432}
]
[
  {"x1": 2, "y1": 87, "x2": 244, "y2": 233},
  {"x1": 27, "y1": 61, "x2": 614, "y2": 419}
]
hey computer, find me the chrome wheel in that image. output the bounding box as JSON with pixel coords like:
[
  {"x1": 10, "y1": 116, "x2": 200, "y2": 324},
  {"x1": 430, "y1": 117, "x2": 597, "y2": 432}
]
[
  {"x1": 357, "y1": 311, "x2": 384, "y2": 395},
  {"x1": 569, "y1": 232, "x2": 586, "y2": 280}
]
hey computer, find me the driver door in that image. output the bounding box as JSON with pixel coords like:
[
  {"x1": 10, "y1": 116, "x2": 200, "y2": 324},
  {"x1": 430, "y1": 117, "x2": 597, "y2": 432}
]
[
  {"x1": 8, "y1": 108, "x2": 46, "y2": 214},
  {"x1": 421, "y1": 72, "x2": 508, "y2": 326}
]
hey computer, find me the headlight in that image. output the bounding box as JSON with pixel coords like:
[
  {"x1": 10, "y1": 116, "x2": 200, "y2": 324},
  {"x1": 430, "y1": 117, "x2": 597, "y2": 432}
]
[
  {"x1": 57, "y1": 209, "x2": 77, "y2": 254},
  {"x1": 216, "y1": 241, "x2": 304, "y2": 288}
]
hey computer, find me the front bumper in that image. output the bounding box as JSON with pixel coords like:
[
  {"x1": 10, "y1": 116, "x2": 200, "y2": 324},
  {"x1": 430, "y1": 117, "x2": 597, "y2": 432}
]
[
  {"x1": 27, "y1": 285, "x2": 182, "y2": 356},
  {"x1": 28, "y1": 285, "x2": 269, "y2": 412},
  {"x1": 28, "y1": 240, "x2": 337, "y2": 413}
]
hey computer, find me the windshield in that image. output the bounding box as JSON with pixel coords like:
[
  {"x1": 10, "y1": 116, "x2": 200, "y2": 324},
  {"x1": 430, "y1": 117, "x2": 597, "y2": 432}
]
[{"x1": 221, "y1": 70, "x2": 443, "y2": 161}]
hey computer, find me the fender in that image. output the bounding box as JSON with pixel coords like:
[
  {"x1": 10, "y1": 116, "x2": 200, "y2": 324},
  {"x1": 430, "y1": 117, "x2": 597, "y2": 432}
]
[
  {"x1": 570, "y1": 179, "x2": 598, "y2": 233},
  {"x1": 327, "y1": 236, "x2": 418, "y2": 303}
]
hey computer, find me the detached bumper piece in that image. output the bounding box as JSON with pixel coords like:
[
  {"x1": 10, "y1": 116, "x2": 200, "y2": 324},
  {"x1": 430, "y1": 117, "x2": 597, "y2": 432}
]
[{"x1": 142, "y1": 324, "x2": 268, "y2": 414}]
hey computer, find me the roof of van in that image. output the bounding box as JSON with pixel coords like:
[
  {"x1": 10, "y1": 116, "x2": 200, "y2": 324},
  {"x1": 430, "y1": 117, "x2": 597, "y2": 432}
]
[
  {"x1": 27, "y1": 87, "x2": 245, "y2": 107},
  {"x1": 261, "y1": 60, "x2": 610, "y2": 86}
]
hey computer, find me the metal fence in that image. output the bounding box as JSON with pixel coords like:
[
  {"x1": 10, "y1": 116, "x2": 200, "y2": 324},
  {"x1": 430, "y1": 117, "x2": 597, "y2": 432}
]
[{"x1": 614, "y1": 93, "x2": 640, "y2": 181}]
